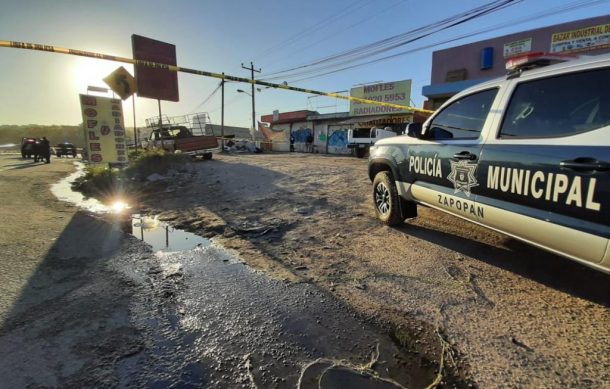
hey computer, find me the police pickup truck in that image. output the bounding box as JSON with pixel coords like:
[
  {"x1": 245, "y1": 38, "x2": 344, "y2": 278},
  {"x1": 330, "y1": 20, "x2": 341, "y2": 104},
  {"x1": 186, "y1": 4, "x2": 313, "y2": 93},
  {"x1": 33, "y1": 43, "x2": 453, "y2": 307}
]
[{"x1": 368, "y1": 52, "x2": 610, "y2": 273}]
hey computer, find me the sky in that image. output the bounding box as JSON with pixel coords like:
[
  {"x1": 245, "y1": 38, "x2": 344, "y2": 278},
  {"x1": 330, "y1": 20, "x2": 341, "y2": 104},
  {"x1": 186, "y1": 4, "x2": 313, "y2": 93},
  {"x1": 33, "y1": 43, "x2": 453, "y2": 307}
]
[{"x1": 0, "y1": 0, "x2": 608, "y2": 129}]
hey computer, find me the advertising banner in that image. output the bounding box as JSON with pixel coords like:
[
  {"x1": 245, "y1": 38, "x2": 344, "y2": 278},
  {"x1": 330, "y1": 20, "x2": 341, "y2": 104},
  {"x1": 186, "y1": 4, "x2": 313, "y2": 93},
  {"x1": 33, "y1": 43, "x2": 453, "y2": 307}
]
[
  {"x1": 79, "y1": 94, "x2": 128, "y2": 164},
  {"x1": 551, "y1": 24, "x2": 610, "y2": 53},
  {"x1": 503, "y1": 38, "x2": 532, "y2": 57},
  {"x1": 349, "y1": 80, "x2": 411, "y2": 116}
]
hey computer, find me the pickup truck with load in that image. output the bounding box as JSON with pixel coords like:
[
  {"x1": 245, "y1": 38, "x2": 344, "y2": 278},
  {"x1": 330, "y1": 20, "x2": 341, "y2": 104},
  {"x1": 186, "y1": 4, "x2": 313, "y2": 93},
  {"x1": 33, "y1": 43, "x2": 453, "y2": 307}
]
[
  {"x1": 368, "y1": 52, "x2": 610, "y2": 274},
  {"x1": 143, "y1": 113, "x2": 218, "y2": 159}
]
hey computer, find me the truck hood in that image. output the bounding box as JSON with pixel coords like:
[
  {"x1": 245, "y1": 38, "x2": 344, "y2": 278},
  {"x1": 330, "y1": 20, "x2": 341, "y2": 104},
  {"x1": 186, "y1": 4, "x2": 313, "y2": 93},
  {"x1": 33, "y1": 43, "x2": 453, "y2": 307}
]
[{"x1": 374, "y1": 134, "x2": 435, "y2": 146}]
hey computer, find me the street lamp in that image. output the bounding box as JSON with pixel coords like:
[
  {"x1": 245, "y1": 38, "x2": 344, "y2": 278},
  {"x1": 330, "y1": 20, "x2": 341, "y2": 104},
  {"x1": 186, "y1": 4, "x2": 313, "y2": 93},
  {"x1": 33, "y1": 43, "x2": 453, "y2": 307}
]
[{"x1": 237, "y1": 88, "x2": 256, "y2": 140}]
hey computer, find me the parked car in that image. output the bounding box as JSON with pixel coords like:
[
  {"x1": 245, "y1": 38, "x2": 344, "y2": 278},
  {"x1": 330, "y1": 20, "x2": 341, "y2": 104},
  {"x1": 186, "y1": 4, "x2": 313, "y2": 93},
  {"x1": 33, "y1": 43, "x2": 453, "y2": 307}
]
[
  {"x1": 54, "y1": 142, "x2": 77, "y2": 158},
  {"x1": 368, "y1": 52, "x2": 610, "y2": 273},
  {"x1": 21, "y1": 137, "x2": 37, "y2": 158}
]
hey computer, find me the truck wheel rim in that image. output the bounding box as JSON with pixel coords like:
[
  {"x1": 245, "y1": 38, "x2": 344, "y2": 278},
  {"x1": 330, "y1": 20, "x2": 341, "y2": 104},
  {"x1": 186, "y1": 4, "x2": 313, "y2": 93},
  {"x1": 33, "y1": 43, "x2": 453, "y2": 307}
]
[{"x1": 375, "y1": 183, "x2": 390, "y2": 215}]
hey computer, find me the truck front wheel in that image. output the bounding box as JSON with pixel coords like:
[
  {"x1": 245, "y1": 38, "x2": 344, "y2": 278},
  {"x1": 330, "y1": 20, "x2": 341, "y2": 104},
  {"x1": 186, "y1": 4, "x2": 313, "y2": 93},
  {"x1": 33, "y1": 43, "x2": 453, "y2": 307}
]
[{"x1": 373, "y1": 171, "x2": 415, "y2": 226}]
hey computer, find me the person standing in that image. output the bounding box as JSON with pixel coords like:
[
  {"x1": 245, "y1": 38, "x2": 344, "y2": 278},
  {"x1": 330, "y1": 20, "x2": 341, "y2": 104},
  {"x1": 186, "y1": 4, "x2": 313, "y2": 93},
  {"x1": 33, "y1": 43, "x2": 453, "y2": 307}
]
[
  {"x1": 306, "y1": 133, "x2": 314, "y2": 153},
  {"x1": 290, "y1": 133, "x2": 295, "y2": 152},
  {"x1": 39, "y1": 137, "x2": 51, "y2": 164}
]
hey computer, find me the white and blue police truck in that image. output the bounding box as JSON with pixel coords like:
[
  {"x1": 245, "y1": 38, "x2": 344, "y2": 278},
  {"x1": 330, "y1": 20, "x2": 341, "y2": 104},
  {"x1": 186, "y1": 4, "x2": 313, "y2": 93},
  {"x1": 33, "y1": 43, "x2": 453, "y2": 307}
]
[{"x1": 368, "y1": 52, "x2": 610, "y2": 274}]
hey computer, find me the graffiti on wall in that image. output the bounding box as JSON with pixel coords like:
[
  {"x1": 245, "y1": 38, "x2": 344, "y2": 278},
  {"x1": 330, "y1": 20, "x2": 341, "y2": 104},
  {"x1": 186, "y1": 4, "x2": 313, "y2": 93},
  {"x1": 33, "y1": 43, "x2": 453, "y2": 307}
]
[
  {"x1": 327, "y1": 129, "x2": 350, "y2": 154},
  {"x1": 292, "y1": 127, "x2": 312, "y2": 143}
]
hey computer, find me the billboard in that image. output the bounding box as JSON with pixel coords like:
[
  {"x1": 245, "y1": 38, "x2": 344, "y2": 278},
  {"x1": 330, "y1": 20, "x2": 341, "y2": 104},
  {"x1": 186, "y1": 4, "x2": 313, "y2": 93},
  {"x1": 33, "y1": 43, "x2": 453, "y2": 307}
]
[
  {"x1": 349, "y1": 80, "x2": 411, "y2": 116},
  {"x1": 132, "y1": 34, "x2": 179, "y2": 102},
  {"x1": 79, "y1": 94, "x2": 128, "y2": 164},
  {"x1": 551, "y1": 23, "x2": 610, "y2": 54}
]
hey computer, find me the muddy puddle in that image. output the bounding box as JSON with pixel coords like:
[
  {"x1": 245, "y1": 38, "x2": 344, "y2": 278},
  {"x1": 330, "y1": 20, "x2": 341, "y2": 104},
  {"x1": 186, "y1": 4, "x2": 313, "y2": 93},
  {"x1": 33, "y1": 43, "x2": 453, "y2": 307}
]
[
  {"x1": 129, "y1": 214, "x2": 211, "y2": 252},
  {"x1": 51, "y1": 162, "x2": 112, "y2": 213},
  {"x1": 53, "y1": 163, "x2": 441, "y2": 388}
]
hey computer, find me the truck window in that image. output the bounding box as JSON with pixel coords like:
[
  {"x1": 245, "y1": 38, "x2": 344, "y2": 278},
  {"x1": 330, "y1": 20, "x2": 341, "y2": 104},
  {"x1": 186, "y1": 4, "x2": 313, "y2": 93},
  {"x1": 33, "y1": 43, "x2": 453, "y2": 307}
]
[
  {"x1": 428, "y1": 88, "x2": 497, "y2": 140},
  {"x1": 500, "y1": 68, "x2": 610, "y2": 138}
]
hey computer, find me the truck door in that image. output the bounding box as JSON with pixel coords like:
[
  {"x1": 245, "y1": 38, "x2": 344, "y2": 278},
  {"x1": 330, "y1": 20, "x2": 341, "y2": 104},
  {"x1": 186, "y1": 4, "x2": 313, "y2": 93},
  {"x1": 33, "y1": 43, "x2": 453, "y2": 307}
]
[
  {"x1": 477, "y1": 67, "x2": 610, "y2": 264},
  {"x1": 408, "y1": 88, "x2": 499, "y2": 222}
]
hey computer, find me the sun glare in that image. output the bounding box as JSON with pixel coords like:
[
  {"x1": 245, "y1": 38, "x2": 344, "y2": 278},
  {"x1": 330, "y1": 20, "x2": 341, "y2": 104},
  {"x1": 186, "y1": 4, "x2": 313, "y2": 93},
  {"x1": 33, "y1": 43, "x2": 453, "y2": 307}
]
[
  {"x1": 111, "y1": 200, "x2": 129, "y2": 213},
  {"x1": 71, "y1": 58, "x2": 119, "y2": 92}
]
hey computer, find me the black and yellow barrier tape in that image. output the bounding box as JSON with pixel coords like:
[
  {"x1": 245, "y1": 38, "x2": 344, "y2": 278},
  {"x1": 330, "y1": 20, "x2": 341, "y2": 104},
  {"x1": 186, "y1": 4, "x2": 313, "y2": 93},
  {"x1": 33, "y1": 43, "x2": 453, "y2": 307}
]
[{"x1": 0, "y1": 40, "x2": 434, "y2": 114}]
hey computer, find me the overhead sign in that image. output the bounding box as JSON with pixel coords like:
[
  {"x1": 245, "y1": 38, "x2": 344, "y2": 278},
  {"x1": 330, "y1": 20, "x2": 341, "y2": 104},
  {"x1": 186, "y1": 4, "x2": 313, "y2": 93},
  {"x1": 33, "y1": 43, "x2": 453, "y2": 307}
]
[
  {"x1": 349, "y1": 80, "x2": 411, "y2": 116},
  {"x1": 551, "y1": 23, "x2": 610, "y2": 54},
  {"x1": 132, "y1": 34, "x2": 179, "y2": 102},
  {"x1": 79, "y1": 94, "x2": 128, "y2": 164},
  {"x1": 103, "y1": 66, "x2": 137, "y2": 100},
  {"x1": 503, "y1": 38, "x2": 532, "y2": 58}
]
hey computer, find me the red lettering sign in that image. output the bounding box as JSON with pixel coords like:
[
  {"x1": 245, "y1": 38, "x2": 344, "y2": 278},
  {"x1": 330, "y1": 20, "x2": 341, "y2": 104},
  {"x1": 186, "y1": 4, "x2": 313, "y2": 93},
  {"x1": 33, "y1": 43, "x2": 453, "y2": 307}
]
[
  {"x1": 90, "y1": 143, "x2": 101, "y2": 151},
  {"x1": 91, "y1": 154, "x2": 103, "y2": 163},
  {"x1": 88, "y1": 131, "x2": 99, "y2": 140},
  {"x1": 84, "y1": 108, "x2": 97, "y2": 118},
  {"x1": 87, "y1": 120, "x2": 97, "y2": 128},
  {"x1": 100, "y1": 126, "x2": 111, "y2": 135},
  {"x1": 81, "y1": 96, "x2": 97, "y2": 106}
]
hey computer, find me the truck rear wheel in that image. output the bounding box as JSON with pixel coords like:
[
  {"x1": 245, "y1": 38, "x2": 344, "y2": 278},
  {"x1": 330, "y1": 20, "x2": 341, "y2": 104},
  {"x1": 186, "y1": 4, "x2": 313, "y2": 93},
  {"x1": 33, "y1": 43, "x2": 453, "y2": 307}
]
[
  {"x1": 373, "y1": 171, "x2": 414, "y2": 226},
  {"x1": 355, "y1": 148, "x2": 366, "y2": 158}
]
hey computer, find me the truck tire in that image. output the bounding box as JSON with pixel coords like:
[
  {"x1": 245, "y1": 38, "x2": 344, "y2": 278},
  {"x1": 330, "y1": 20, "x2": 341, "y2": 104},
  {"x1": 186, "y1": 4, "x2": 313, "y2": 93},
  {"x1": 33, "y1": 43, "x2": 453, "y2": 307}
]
[
  {"x1": 373, "y1": 171, "x2": 412, "y2": 226},
  {"x1": 355, "y1": 148, "x2": 366, "y2": 158}
]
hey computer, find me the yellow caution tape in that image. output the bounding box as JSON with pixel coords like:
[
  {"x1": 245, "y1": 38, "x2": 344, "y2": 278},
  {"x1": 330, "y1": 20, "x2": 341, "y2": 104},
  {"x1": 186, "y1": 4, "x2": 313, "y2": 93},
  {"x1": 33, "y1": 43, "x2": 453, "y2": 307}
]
[{"x1": 0, "y1": 40, "x2": 434, "y2": 114}]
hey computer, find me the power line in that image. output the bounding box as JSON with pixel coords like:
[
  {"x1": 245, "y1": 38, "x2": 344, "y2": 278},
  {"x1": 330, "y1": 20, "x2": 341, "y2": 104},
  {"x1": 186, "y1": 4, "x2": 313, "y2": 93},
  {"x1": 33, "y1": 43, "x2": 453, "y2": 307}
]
[
  {"x1": 278, "y1": 0, "x2": 608, "y2": 85},
  {"x1": 190, "y1": 81, "x2": 222, "y2": 112},
  {"x1": 252, "y1": 0, "x2": 375, "y2": 62},
  {"x1": 261, "y1": 0, "x2": 517, "y2": 79},
  {"x1": 258, "y1": 0, "x2": 406, "y2": 67}
]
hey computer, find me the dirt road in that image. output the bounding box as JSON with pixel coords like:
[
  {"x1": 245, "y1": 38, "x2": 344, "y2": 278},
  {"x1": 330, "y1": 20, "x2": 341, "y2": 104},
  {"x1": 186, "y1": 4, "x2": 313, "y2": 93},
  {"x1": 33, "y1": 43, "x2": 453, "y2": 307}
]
[
  {"x1": 0, "y1": 154, "x2": 459, "y2": 387},
  {"x1": 147, "y1": 152, "x2": 610, "y2": 388}
]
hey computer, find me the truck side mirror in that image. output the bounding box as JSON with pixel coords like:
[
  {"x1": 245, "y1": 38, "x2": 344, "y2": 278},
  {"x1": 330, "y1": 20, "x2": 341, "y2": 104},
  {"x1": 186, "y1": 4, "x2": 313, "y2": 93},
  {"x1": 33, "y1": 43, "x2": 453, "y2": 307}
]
[{"x1": 406, "y1": 122, "x2": 423, "y2": 138}]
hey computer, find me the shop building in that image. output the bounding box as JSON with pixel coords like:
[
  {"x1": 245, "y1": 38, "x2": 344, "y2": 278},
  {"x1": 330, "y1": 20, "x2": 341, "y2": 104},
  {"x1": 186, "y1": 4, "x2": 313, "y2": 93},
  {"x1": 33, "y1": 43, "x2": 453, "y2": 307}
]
[
  {"x1": 260, "y1": 79, "x2": 428, "y2": 154},
  {"x1": 422, "y1": 15, "x2": 610, "y2": 109}
]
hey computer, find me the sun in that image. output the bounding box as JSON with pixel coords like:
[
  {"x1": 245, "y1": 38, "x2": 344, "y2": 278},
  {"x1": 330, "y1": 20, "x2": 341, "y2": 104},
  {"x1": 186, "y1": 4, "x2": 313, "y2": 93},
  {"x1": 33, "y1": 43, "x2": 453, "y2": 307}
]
[{"x1": 71, "y1": 57, "x2": 122, "y2": 92}]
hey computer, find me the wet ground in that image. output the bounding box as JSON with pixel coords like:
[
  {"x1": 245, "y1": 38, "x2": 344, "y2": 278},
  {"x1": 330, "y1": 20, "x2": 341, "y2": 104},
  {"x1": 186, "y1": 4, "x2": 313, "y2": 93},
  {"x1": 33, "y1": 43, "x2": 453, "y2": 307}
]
[{"x1": 0, "y1": 155, "x2": 449, "y2": 387}]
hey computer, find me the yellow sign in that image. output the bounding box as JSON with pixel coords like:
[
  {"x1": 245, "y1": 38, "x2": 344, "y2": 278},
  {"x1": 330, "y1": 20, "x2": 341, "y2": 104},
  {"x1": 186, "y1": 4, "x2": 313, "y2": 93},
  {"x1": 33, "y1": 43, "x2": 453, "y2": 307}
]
[
  {"x1": 551, "y1": 24, "x2": 610, "y2": 54},
  {"x1": 103, "y1": 66, "x2": 137, "y2": 100},
  {"x1": 79, "y1": 94, "x2": 128, "y2": 164},
  {"x1": 349, "y1": 80, "x2": 412, "y2": 116}
]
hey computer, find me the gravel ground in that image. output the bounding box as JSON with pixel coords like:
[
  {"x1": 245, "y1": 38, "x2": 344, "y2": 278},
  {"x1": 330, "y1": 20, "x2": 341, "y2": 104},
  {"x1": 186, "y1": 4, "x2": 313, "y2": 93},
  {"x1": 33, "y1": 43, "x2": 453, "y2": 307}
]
[
  {"x1": 0, "y1": 154, "x2": 457, "y2": 388},
  {"x1": 144, "y1": 152, "x2": 610, "y2": 388}
]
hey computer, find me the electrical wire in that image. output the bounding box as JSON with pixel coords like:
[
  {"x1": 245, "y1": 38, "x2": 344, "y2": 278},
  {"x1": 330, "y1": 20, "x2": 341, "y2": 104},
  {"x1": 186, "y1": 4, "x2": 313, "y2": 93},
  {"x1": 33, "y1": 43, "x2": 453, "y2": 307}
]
[
  {"x1": 258, "y1": 0, "x2": 407, "y2": 67},
  {"x1": 262, "y1": 0, "x2": 608, "y2": 83},
  {"x1": 190, "y1": 81, "x2": 222, "y2": 112},
  {"x1": 251, "y1": 0, "x2": 375, "y2": 62},
  {"x1": 260, "y1": 0, "x2": 517, "y2": 79}
]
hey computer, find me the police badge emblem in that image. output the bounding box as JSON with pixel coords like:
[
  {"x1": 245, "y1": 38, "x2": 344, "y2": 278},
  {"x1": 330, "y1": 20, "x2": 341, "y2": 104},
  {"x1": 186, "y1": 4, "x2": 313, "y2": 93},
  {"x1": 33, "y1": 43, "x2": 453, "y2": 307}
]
[{"x1": 447, "y1": 160, "x2": 479, "y2": 197}]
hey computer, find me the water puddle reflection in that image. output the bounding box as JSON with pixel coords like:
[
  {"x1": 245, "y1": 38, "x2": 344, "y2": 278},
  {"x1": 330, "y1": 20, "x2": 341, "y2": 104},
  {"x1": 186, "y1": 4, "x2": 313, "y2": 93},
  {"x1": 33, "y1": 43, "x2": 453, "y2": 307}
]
[{"x1": 128, "y1": 214, "x2": 211, "y2": 252}]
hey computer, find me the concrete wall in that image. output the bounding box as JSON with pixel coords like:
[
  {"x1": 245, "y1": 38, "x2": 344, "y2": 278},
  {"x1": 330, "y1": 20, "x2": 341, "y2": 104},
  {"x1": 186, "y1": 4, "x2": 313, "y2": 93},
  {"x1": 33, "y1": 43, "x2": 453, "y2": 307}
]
[
  {"x1": 268, "y1": 123, "x2": 290, "y2": 152},
  {"x1": 327, "y1": 125, "x2": 351, "y2": 155},
  {"x1": 291, "y1": 122, "x2": 313, "y2": 152},
  {"x1": 431, "y1": 15, "x2": 610, "y2": 84}
]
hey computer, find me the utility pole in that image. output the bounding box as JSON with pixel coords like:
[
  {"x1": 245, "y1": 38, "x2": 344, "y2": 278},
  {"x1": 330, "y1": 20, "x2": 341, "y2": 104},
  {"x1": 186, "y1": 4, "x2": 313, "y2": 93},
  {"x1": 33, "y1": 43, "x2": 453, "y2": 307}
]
[
  {"x1": 241, "y1": 61, "x2": 261, "y2": 138},
  {"x1": 221, "y1": 74, "x2": 225, "y2": 153}
]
